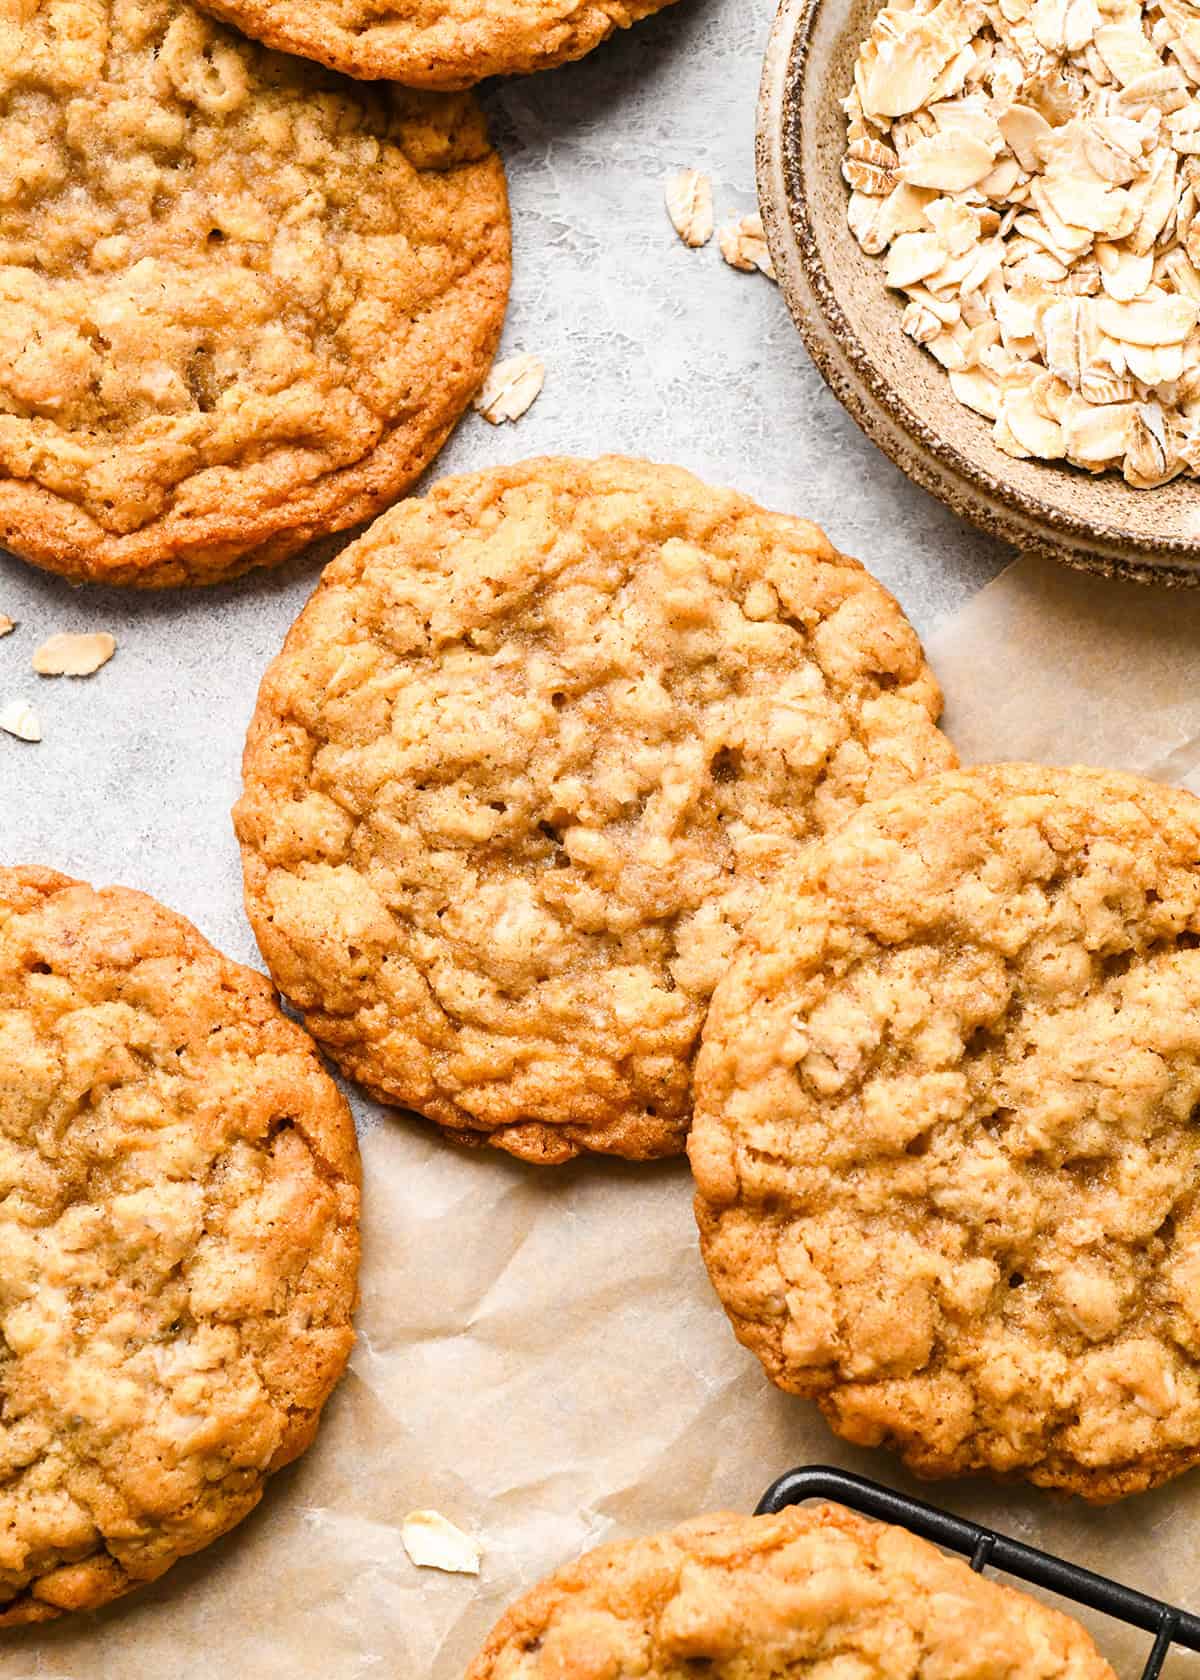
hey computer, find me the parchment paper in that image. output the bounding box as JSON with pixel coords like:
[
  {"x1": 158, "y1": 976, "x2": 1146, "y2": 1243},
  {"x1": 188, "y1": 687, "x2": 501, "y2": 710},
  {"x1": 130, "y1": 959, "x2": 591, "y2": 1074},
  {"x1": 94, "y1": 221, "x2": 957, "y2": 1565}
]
[{"x1": 7, "y1": 553, "x2": 1200, "y2": 1680}]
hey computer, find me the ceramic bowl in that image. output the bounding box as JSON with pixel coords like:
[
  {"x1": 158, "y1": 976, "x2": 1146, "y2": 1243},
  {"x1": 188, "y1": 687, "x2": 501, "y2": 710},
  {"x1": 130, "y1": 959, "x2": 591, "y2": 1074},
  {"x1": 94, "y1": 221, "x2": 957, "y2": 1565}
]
[{"x1": 756, "y1": 0, "x2": 1200, "y2": 583}]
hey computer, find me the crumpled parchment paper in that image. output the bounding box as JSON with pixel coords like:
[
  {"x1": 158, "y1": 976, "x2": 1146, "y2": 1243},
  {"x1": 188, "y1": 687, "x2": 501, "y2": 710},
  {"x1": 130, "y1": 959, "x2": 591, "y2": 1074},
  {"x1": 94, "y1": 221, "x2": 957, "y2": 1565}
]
[{"x1": 5, "y1": 552, "x2": 1200, "y2": 1680}]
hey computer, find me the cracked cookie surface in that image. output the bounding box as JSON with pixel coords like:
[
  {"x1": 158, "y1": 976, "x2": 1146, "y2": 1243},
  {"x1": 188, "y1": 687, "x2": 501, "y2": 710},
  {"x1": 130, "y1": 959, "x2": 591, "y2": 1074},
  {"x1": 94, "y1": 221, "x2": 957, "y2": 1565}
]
[
  {"x1": 195, "y1": 0, "x2": 679, "y2": 90},
  {"x1": 0, "y1": 0, "x2": 509, "y2": 587},
  {"x1": 0, "y1": 867, "x2": 360, "y2": 1621},
  {"x1": 692, "y1": 764, "x2": 1200, "y2": 1500},
  {"x1": 235, "y1": 455, "x2": 955, "y2": 1164},
  {"x1": 464, "y1": 1503, "x2": 1116, "y2": 1680}
]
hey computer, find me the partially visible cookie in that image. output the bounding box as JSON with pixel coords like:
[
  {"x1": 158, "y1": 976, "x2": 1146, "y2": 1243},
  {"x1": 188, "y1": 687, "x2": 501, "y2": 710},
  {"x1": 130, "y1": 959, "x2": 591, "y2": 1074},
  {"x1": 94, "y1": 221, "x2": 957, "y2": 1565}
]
[
  {"x1": 196, "y1": 0, "x2": 680, "y2": 89},
  {"x1": 464, "y1": 1503, "x2": 1116, "y2": 1680},
  {"x1": 692, "y1": 764, "x2": 1200, "y2": 1500},
  {"x1": 0, "y1": 0, "x2": 509, "y2": 587},
  {"x1": 0, "y1": 867, "x2": 360, "y2": 1621},
  {"x1": 235, "y1": 455, "x2": 956, "y2": 1164}
]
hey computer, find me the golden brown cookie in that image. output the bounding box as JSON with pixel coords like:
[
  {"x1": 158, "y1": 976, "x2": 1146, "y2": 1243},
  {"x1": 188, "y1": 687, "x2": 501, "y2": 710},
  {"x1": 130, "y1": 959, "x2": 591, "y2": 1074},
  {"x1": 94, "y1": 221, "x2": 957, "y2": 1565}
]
[
  {"x1": 195, "y1": 0, "x2": 680, "y2": 90},
  {"x1": 0, "y1": 0, "x2": 509, "y2": 588},
  {"x1": 692, "y1": 764, "x2": 1200, "y2": 1501},
  {"x1": 464, "y1": 1503, "x2": 1117, "y2": 1680},
  {"x1": 0, "y1": 867, "x2": 360, "y2": 1621},
  {"x1": 235, "y1": 455, "x2": 955, "y2": 1165}
]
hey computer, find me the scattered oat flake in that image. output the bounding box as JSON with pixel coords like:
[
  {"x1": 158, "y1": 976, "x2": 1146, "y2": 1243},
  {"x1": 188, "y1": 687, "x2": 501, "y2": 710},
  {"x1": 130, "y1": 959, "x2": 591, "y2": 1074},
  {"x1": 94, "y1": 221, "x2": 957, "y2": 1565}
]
[
  {"x1": 473, "y1": 354, "x2": 545, "y2": 425},
  {"x1": 0, "y1": 616, "x2": 14, "y2": 638},
  {"x1": 665, "y1": 169, "x2": 714, "y2": 247},
  {"x1": 0, "y1": 699, "x2": 40, "y2": 742},
  {"x1": 32, "y1": 632, "x2": 116, "y2": 677},
  {"x1": 401, "y1": 1510, "x2": 482, "y2": 1576},
  {"x1": 719, "y1": 214, "x2": 776, "y2": 280}
]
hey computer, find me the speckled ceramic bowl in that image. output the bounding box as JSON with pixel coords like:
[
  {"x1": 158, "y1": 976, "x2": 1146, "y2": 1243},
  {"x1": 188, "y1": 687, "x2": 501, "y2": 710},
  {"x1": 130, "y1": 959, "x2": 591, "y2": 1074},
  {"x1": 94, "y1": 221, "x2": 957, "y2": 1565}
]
[{"x1": 757, "y1": 0, "x2": 1200, "y2": 583}]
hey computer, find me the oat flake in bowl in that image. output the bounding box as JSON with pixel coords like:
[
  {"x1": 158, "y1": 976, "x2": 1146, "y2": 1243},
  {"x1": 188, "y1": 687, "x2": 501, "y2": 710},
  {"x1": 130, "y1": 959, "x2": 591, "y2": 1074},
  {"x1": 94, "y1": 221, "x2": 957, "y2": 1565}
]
[{"x1": 842, "y1": 0, "x2": 1200, "y2": 487}]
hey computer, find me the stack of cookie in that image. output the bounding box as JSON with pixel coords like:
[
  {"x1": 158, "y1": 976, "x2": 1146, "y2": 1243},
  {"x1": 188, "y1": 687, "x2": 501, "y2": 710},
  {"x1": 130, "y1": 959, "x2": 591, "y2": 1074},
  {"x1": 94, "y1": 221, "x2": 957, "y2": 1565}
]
[{"x1": 5, "y1": 0, "x2": 1200, "y2": 1665}]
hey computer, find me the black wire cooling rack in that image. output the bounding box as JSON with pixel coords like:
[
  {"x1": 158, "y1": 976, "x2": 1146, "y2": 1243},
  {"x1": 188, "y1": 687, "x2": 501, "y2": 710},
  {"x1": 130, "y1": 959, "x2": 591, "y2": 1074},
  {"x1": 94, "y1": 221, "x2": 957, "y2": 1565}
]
[{"x1": 756, "y1": 1465, "x2": 1200, "y2": 1680}]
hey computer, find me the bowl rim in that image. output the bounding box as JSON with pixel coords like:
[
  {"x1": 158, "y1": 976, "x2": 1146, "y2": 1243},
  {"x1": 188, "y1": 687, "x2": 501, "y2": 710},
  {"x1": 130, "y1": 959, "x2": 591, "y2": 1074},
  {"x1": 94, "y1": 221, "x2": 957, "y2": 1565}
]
[{"x1": 755, "y1": 0, "x2": 1200, "y2": 584}]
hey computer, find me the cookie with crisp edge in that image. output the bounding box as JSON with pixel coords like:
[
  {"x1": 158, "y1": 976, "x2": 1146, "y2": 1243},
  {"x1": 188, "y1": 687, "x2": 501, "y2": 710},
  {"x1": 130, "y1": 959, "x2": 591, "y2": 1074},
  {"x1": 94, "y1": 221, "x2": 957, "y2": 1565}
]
[
  {"x1": 0, "y1": 0, "x2": 509, "y2": 588},
  {"x1": 692, "y1": 763, "x2": 1200, "y2": 1501},
  {"x1": 196, "y1": 0, "x2": 680, "y2": 90},
  {"x1": 0, "y1": 867, "x2": 360, "y2": 1621},
  {"x1": 464, "y1": 1503, "x2": 1117, "y2": 1680},
  {"x1": 235, "y1": 455, "x2": 956, "y2": 1164}
]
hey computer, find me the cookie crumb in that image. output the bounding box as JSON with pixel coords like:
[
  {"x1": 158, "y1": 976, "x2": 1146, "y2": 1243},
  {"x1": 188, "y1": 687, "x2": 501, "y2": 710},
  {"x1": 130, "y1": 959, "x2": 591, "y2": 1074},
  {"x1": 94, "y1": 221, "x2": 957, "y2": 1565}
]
[
  {"x1": 473, "y1": 355, "x2": 545, "y2": 424},
  {"x1": 719, "y1": 214, "x2": 776, "y2": 279},
  {"x1": 32, "y1": 633, "x2": 116, "y2": 677},
  {"x1": 0, "y1": 700, "x2": 41, "y2": 743},
  {"x1": 0, "y1": 616, "x2": 14, "y2": 638},
  {"x1": 401, "y1": 1510, "x2": 482, "y2": 1575},
  {"x1": 665, "y1": 169, "x2": 713, "y2": 247}
]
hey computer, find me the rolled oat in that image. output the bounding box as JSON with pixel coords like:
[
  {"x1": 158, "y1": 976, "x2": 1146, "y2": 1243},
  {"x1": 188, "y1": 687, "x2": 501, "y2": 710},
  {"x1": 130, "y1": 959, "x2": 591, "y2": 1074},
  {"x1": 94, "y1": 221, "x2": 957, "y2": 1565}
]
[{"x1": 844, "y1": 0, "x2": 1200, "y2": 486}]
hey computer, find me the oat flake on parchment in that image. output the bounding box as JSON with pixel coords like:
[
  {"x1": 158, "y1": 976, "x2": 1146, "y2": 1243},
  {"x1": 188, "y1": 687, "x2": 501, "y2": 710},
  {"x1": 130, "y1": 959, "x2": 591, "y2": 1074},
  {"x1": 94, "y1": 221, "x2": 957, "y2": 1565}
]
[{"x1": 401, "y1": 1511, "x2": 483, "y2": 1576}]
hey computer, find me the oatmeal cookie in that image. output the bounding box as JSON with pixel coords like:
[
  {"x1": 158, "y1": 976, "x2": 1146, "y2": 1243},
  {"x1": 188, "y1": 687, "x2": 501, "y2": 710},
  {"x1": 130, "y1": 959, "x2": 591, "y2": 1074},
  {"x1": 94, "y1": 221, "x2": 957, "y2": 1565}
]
[
  {"x1": 195, "y1": 0, "x2": 679, "y2": 90},
  {"x1": 235, "y1": 455, "x2": 955, "y2": 1165},
  {"x1": 464, "y1": 1503, "x2": 1116, "y2": 1680},
  {"x1": 0, "y1": 867, "x2": 360, "y2": 1621},
  {"x1": 0, "y1": 0, "x2": 509, "y2": 588},
  {"x1": 692, "y1": 764, "x2": 1200, "y2": 1500}
]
